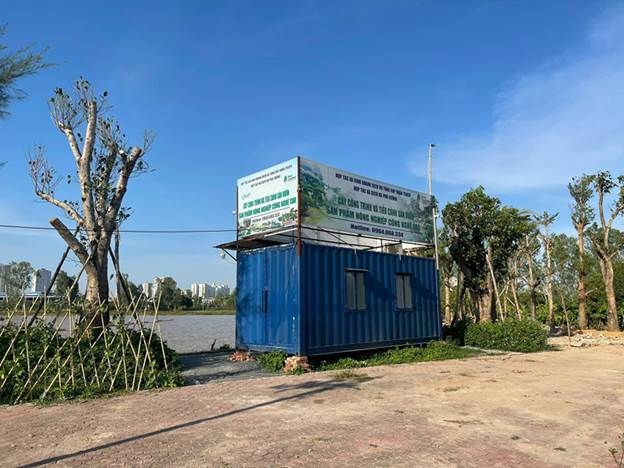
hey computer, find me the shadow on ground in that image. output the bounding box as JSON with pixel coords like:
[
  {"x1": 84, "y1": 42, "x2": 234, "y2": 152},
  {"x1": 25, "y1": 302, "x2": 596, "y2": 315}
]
[
  {"x1": 22, "y1": 378, "x2": 364, "y2": 467},
  {"x1": 179, "y1": 351, "x2": 273, "y2": 384}
]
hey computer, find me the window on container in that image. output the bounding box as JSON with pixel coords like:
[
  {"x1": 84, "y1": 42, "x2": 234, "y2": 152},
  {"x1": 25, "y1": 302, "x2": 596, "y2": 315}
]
[
  {"x1": 396, "y1": 273, "x2": 413, "y2": 310},
  {"x1": 346, "y1": 269, "x2": 367, "y2": 310}
]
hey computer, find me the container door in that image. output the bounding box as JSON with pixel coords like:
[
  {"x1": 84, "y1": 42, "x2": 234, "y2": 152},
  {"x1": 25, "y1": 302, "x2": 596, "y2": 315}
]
[
  {"x1": 264, "y1": 246, "x2": 298, "y2": 349},
  {"x1": 236, "y1": 249, "x2": 267, "y2": 348}
]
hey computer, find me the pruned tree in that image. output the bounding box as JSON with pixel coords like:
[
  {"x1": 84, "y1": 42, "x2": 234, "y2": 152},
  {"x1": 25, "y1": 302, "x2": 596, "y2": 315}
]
[
  {"x1": 28, "y1": 78, "x2": 153, "y2": 327},
  {"x1": 568, "y1": 175, "x2": 595, "y2": 329},
  {"x1": 588, "y1": 171, "x2": 624, "y2": 331},
  {"x1": 0, "y1": 25, "x2": 51, "y2": 119},
  {"x1": 535, "y1": 211, "x2": 558, "y2": 328}
]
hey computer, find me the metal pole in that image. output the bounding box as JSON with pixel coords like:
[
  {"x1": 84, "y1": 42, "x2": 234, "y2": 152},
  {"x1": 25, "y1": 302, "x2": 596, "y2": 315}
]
[{"x1": 428, "y1": 144, "x2": 440, "y2": 271}]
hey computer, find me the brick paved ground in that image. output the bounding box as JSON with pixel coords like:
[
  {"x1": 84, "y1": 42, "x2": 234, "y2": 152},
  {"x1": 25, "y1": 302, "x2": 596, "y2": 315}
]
[{"x1": 1, "y1": 344, "x2": 623, "y2": 467}]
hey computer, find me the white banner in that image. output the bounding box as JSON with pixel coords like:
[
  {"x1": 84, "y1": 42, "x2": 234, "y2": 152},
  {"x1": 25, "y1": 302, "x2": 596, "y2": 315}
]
[{"x1": 237, "y1": 158, "x2": 299, "y2": 238}]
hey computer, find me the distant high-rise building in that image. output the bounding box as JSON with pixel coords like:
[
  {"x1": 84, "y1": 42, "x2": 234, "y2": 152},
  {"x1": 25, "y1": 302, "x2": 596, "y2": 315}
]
[
  {"x1": 189, "y1": 282, "x2": 229, "y2": 302},
  {"x1": 191, "y1": 283, "x2": 216, "y2": 299},
  {"x1": 213, "y1": 283, "x2": 230, "y2": 297}
]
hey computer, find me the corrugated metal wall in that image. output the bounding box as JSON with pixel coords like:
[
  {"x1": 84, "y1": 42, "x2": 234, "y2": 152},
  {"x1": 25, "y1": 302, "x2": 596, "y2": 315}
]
[
  {"x1": 236, "y1": 243, "x2": 440, "y2": 355},
  {"x1": 236, "y1": 244, "x2": 300, "y2": 354},
  {"x1": 300, "y1": 244, "x2": 440, "y2": 355}
]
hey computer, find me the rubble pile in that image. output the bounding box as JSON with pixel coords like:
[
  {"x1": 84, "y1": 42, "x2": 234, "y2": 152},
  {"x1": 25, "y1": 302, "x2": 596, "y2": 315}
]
[
  {"x1": 283, "y1": 356, "x2": 310, "y2": 373},
  {"x1": 569, "y1": 332, "x2": 624, "y2": 347},
  {"x1": 229, "y1": 350, "x2": 255, "y2": 362}
]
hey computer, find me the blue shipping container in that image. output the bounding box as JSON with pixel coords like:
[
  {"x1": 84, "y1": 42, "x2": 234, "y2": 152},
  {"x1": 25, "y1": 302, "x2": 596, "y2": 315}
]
[{"x1": 236, "y1": 243, "x2": 441, "y2": 355}]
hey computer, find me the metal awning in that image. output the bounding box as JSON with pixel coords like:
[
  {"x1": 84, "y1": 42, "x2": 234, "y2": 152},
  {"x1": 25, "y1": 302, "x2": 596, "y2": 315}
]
[{"x1": 216, "y1": 237, "x2": 284, "y2": 251}]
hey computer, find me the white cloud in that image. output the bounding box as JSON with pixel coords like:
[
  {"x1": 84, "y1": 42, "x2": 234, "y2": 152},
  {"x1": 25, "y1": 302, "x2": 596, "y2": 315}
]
[{"x1": 420, "y1": 4, "x2": 624, "y2": 192}]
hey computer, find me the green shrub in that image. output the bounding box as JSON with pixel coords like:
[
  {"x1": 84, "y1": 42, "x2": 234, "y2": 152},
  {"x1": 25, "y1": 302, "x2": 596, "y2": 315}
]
[
  {"x1": 369, "y1": 346, "x2": 423, "y2": 365},
  {"x1": 464, "y1": 319, "x2": 548, "y2": 352},
  {"x1": 256, "y1": 350, "x2": 287, "y2": 372},
  {"x1": 0, "y1": 320, "x2": 182, "y2": 404},
  {"x1": 316, "y1": 341, "x2": 479, "y2": 370},
  {"x1": 420, "y1": 340, "x2": 478, "y2": 360},
  {"x1": 318, "y1": 356, "x2": 368, "y2": 371}
]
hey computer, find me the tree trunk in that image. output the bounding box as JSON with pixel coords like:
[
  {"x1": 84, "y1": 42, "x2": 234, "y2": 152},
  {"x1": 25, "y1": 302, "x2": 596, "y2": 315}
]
[
  {"x1": 577, "y1": 276, "x2": 588, "y2": 329},
  {"x1": 85, "y1": 251, "x2": 110, "y2": 327},
  {"x1": 485, "y1": 245, "x2": 502, "y2": 322},
  {"x1": 525, "y1": 235, "x2": 537, "y2": 320},
  {"x1": 576, "y1": 227, "x2": 588, "y2": 329},
  {"x1": 510, "y1": 278, "x2": 522, "y2": 319},
  {"x1": 527, "y1": 261, "x2": 537, "y2": 320},
  {"x1": 455, "y1": 271, "x2": 465, "y2": 321},
  {"x1": 600, "y1": 257, "x2": 619, "y2": 331},
  {"x1": 477, "y1": 290, "x2": 493, "y2": 323},
  {"x1": 477, "y1": 273, "x2": 495, "y2": 323},
  {"x1": 443, "y1": 281, "x2": 452, "y2": 324},
  {"x1": 545, "y1": 239, "x2": 555, "y2": 328}
]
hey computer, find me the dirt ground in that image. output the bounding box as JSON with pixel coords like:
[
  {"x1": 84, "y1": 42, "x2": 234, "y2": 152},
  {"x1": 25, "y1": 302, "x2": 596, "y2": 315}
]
[{"x1": 1, "y1": 343, "x2": 623, "y2": 467}]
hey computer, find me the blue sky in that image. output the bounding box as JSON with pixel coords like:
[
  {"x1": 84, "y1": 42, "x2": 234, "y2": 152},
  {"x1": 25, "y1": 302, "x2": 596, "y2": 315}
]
[{"x1": 1, "y1": 1, "x2": 623, "y2": 289}]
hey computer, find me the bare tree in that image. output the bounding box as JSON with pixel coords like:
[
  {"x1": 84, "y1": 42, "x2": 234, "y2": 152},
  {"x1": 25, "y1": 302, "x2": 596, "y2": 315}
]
[
  {"x1": 588, "y1": 171, "x2": 624, "y2": 331},
  {"x1": 568, "y1": 175, "x2": 594, "y2": 329},
  {"x1": 28, "y1": 79, "x2": 153, "y2": 326}
]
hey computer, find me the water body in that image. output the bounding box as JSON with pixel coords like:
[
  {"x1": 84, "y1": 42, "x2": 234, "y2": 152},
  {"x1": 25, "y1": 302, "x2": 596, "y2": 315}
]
[
  {"x1": 145, "y1": 315, "x2": 236, "y2": 354},
  {"x1": 2, "y1": 313, "x2": 236, "y2": 354}
]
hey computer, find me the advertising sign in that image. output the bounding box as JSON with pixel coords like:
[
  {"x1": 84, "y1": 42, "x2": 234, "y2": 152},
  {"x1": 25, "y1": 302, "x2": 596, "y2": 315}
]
[
  {"x1": 237, "y1": 158, "x2": 299, "y2": 238},
  {"x1": 299, "y1": 158, "x2": 433, "y2": 244}
]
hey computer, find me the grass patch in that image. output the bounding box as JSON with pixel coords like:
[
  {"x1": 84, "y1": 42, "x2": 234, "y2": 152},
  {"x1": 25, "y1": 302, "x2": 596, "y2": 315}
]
[
  {"x1": 256, "y1": 350, "x2": 287, "y2": 372},
  {"x1": 315, "y1": 341, "x2": 480, "y2": 371}
]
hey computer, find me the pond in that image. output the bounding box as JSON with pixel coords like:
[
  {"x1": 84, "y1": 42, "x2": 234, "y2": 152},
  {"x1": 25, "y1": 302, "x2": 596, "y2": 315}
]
[
  {"x1": 2, "y1": 313, "x2": 236, "y2": 354},
  {"x1": 144, "y1": 314, "x2": 235, "y2": 354}
]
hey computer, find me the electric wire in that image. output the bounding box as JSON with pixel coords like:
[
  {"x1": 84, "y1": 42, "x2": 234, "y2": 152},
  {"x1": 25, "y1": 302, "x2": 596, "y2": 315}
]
[{"x1": 0, "y1": 223, "x2": 236, "y2": 234}]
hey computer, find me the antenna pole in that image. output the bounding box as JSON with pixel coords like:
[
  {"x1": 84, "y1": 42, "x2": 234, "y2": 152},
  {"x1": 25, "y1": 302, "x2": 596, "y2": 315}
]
[{"x1": 428, "y1": 144, "x2": 439, "y2": 270}]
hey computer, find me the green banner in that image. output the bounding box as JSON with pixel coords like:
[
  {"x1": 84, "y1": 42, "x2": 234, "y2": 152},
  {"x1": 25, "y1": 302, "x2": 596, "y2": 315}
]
[{"x1": 299, "y1": 158, "x2": 433, "y2": 244}]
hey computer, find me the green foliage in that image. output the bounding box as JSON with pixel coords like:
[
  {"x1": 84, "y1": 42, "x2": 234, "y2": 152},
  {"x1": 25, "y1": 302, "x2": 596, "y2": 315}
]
[
  {"x1": 55, "y1": 270, "x2": 79, "y2": 302},
  {"x1": 0, "y1": 261, "x2": 34, "y2": 300},
  {"x1": 319, "y1": 356, "x2": 368, "y2": 371},
  {"x1": 208, "y1": 290, "x2": 236, "y2": 310},
  {"x1": 441, "y1": 187, "x2": 532, "y2": 321},
  {"x1": 0, "y1": 319, "x2": 181, "y2": 404},
  {"x1": 316, "y1": 341, "x2": 479, "y2": 371},
  {"x1": 0, "y1": 26, "x2": 51, "y2": 119},
  {"x1": 299, "y1": 165, "x2": 327, "y2": 217},
  {"x1": 256, "y1": 350, "x2": 287, "y2": 372},
  {"x1": 464, "y1": 320, "x2": 548, "y2": 352}
]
